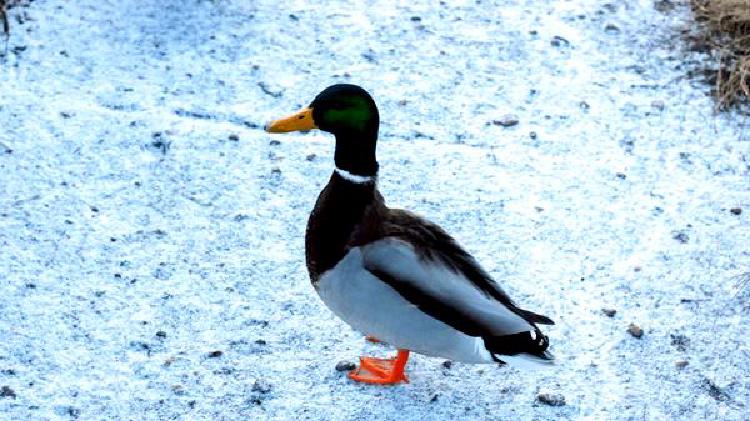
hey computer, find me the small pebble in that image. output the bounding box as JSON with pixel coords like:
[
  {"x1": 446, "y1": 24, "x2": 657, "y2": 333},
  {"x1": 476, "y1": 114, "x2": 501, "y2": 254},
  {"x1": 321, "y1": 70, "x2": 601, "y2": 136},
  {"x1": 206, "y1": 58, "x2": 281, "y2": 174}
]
[
  {"x1": 269, "y1": 140, "x2": 281, "y2": 146},
  {"x1": 627, "y1": 323, "x2": 643, "y2": 339},
  {"x1": 228, "y1": 134, "x2": 239, "y2": 141},
  {"x1": 670, "y1": 334, "x2": 689, "y2": 351},
  {"x1": 675, "y1": 360, "x2": 689, "y2": 369},
  {"x1": 672, "y1": 231, "x2": 689, "y2": 244},
  {"x1": 550, "y1": 36, "x2": 570, "y2": 47},
  {"x1": 604, "y1": 23, "x2": 620, "y2": 34},
  {"x1": 601, "y1": 308, "x2": 617, "y2": 317},
  {"x1": 537, "y1": 393, "x2": 566, "y2": 406},
  {"x1": 442, "y1": 360, "x2": 452, "y2": 369},
  {"x1": 155, "y1": 331, "x2": 167, "y2": 339},
  {"x1": 335, "y1": 361, "x2": 356, "y2": 372},
  {"x1": 655, "y1": 0, "x2": 676, "y2": 13},
  {"x1": 730, "y1": 207, "x2": 742, "y2": 216},
  {"x1": 492, "y1": 115, "x2": 519, "y2": 127},
  {"x1": 208, "y1": 350, "x2": 223, "y2": 358},
  {"x1": 1, "y1": 386, "x2": 16, "y2": 399},
  {"x1": 306, "y1": 154, "x2": 316, "y2": 161},
  {"x1": 213, "y1": 367, "x2": 233, "y2": 375},
  {"x1": 252, "y1": 379, "x2": 272, "y2": 394}
]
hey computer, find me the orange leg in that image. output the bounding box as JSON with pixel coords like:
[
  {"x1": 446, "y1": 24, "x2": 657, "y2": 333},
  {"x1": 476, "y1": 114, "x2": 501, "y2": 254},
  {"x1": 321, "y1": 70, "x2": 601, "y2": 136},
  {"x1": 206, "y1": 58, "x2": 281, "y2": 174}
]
[{"x1": 348, "y1": 349, "x2": 410, "y2": 385}]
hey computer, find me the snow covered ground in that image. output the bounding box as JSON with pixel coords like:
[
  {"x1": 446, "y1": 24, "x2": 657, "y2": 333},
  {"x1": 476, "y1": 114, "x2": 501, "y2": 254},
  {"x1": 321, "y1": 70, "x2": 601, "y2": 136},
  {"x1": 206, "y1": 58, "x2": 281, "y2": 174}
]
[{"x1": 1, "y1": 0, "x2": 748, "y2": 419}]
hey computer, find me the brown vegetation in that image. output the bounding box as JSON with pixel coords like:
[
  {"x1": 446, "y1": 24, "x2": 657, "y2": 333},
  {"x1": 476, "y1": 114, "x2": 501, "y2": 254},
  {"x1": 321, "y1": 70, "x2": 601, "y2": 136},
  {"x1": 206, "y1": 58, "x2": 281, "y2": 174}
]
[
  {"x1": 690, "y1": 0, "x2": 750, "y2": 109},
  {"x1": 736, "y1": 271, "x2": 750, "y2": 296},
  {"x1": 1, "y1": 0, "x2": 8, "y2": 41},
  {"x1": 1, "y1": 1, "x2": 30, "y2": 39}
]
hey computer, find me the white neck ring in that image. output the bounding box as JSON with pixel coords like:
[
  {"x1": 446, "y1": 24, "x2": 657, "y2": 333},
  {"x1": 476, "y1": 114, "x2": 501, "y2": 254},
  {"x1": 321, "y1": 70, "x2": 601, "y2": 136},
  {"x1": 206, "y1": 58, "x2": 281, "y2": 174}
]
[{"x1": 335, "y1": 167, "x2": 375, "y2": 184}]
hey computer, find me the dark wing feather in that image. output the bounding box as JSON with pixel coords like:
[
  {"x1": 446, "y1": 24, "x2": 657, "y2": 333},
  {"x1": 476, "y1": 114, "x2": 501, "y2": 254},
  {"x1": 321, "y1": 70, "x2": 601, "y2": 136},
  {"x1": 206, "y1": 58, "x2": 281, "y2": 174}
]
[
  {"x1": 381, "y1": 209, "x2": 554, "y2": 326},
  {"x1": 366, "y1": 266, "x2": 486, "y2": 336},
  {"x1": 361, "y1": 238, "x2": 535, "y2": 338}
]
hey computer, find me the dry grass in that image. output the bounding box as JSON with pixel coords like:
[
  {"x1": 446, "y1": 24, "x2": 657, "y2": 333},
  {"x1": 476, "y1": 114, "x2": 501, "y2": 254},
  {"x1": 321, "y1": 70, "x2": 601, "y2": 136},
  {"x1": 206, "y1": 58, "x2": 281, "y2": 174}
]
[
  {"x1": 1, "y1": 1, "x2": 30, "y2": 39},
  {"x1": 1, "y1": 0, "x2": 8, "y2": 41},
  {"x1": 732, "y1": 271, "x2": 750, "y2": 300},
  {"x1": 1, "y1": 0, "x2": 33, "y2": 57},
  {"x1": 690, "y1": 0, "x2": 750, "y2": 109}
]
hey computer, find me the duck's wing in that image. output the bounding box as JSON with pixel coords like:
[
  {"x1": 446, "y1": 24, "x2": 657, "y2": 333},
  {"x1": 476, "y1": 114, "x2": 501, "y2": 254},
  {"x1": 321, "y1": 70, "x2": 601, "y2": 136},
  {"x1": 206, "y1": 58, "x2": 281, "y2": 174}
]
[
  {"x1": 375, "y1": 209, "x2": 554, "y2": 328},
  {"x1": 359, "y1": 210, "x2": 552, "y2": 342}
]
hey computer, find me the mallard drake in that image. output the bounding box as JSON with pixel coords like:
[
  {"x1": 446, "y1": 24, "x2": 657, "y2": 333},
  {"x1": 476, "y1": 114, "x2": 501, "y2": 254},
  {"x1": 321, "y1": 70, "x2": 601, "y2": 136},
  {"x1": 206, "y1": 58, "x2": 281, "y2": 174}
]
[{"x1": 266, "y1": 84, "x2": 554, "y2": 385}]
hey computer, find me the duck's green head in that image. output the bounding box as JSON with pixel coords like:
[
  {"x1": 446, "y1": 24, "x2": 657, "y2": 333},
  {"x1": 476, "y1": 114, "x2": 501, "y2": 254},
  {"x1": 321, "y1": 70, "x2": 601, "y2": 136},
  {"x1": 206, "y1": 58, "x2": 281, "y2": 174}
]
[
  {"x1": 266, "y1": 84, "x2": 379, "y2": 135},
  {"x1": 266, "y1": 84, "x2": 380, "y2": 176}
]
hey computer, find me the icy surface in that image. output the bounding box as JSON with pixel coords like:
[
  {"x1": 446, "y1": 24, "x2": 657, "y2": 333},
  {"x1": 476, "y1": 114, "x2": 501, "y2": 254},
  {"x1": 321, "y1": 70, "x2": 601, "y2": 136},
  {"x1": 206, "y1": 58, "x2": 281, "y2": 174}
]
[{"x1": 1, "y1": 0, "x2": 749, "y2": 420}]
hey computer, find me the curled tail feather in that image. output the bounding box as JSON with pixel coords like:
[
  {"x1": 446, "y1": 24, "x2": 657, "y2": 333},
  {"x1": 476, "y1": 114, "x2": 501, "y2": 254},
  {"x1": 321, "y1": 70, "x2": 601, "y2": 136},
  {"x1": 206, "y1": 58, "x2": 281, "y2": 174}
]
[{"x1": 483, "y1": 328, "x2": 553, "y2": 365}]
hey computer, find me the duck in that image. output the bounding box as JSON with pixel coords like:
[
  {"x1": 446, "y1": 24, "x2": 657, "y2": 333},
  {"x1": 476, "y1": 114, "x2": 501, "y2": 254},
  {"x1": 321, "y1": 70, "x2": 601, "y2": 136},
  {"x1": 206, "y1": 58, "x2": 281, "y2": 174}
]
[{"x1": 265, "y1": 84, "x2": 554, "y2": 385}]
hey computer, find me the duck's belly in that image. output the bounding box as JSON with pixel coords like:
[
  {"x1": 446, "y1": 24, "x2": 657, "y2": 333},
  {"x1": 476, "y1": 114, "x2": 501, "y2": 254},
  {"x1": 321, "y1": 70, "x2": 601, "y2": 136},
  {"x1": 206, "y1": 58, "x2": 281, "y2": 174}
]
[{"x1": 316, "y1": 248, "x2": 494, "y2": 363}]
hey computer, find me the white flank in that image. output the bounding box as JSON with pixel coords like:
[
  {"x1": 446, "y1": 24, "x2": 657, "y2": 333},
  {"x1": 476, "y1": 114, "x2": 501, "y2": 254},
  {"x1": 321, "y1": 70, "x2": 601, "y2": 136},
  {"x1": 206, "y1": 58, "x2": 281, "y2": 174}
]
[{"x1": 317, "y1": 247, "x2": 495, "y2": 363}]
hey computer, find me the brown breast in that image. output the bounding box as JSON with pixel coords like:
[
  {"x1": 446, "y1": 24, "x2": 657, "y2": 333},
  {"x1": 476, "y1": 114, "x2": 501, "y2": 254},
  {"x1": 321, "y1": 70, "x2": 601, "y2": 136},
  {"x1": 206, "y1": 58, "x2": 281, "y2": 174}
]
[{"x1": 305, "y1": 172, "x2": 385, "y2": 284}]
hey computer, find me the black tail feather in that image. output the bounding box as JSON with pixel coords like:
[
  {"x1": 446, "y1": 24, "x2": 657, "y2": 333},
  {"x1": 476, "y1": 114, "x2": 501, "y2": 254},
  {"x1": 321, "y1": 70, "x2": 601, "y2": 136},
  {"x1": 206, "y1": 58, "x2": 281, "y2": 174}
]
[
  {"x1": 483, "y1": 328, "x2": 551, "y2": 360},
  {"x1": 517, "y1": 309, "x2": 555, "y2": 325}
]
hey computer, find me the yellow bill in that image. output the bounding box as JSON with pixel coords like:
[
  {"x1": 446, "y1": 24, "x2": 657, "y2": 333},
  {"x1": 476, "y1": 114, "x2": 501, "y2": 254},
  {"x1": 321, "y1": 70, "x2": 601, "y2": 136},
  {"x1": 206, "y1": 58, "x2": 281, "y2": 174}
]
[{"x1": 265, "y1": 107, "x2": 317, "y2": 133}]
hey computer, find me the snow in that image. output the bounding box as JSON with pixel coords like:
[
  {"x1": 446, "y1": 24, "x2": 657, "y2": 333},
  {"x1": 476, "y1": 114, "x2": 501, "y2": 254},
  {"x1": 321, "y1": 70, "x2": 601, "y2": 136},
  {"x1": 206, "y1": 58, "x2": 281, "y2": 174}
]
[{"x1": 1, "y1": 0, "x2": 749, "y2": 419}]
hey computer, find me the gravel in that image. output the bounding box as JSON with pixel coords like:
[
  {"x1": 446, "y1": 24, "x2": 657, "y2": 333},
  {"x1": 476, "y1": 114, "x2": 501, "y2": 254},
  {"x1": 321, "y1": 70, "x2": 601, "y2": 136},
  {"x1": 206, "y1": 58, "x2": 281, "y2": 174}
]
[{"x1": 1, "y1": 0, "x2": 748, "y2": 420}]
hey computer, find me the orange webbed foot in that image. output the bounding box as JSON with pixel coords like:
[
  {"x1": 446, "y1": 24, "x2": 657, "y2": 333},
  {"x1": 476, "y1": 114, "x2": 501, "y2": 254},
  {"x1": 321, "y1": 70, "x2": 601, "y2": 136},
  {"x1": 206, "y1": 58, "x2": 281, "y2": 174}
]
[
  {"x1": 365, "y1": 335, "x2": 382, "y2": 343},
  {"x1": 347, "y1": 349, "x2": 410, "y2": 385}
]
